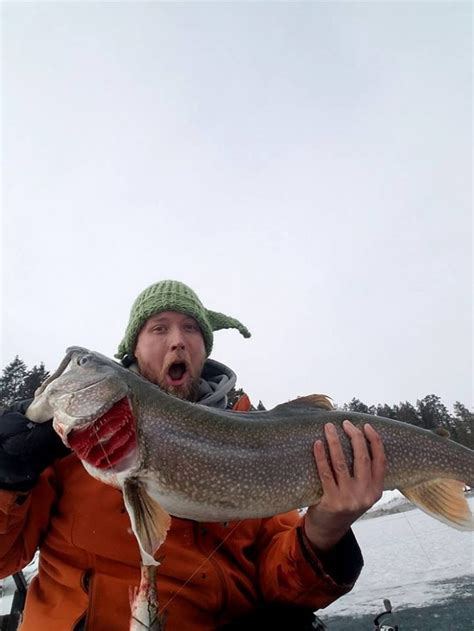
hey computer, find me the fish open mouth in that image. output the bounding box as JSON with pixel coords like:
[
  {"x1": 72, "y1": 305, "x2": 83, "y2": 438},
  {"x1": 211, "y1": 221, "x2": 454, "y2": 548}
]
[
  {"x1": 166, "y1": 361, "x2": 188, "y2": 386},
  {"x1": 67, "y1": 397, "x2": 138, "y2": 471}
]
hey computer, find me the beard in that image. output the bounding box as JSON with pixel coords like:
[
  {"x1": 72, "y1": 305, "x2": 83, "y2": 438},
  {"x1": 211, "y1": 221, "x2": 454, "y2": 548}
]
[
  {"x1": 159, "y1": 376, "x2": 201, "y2": 402},
  {"x1": 136, "y1": 349, "x2": 205, "y2": 403}
]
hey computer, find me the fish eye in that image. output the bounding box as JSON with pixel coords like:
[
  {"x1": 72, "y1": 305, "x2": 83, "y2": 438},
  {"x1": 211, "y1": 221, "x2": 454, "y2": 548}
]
[{"x1": 78, "y1": 354, "x2": 91, "y2": 366}]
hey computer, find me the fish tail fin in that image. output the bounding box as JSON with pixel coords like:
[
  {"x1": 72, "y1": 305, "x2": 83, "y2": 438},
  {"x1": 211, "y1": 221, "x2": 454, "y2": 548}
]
[
  {"x1": 123, "y1": 478, "x2": 171, "y2": 566},
  {"x1": 400, "y1": 478, "x2": 474, "y2": 530}
]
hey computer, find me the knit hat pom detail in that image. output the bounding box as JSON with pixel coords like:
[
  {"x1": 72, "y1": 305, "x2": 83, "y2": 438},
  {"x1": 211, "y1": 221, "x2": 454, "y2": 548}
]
[{"x1": 207, "y1": 310, "x2": 251, "y2": 339}]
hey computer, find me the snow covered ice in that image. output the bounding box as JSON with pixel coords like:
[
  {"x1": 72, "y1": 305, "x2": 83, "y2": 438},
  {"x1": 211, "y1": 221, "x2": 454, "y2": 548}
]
[{"x1": 322, "y1": 496, "x2": 474, "y2": 618}]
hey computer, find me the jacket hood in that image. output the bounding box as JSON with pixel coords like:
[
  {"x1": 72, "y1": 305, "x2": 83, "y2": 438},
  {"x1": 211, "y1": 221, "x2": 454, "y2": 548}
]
[{"x1": 196, "y1": 358, "x2": 237, "y2": 410}]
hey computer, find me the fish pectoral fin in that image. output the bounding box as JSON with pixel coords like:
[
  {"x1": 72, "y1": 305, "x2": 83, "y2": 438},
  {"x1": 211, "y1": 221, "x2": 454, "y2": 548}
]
[
  {"x1": 400, "y1": 478, "x2": 474, "y2": 531},
  {"x1": 273, "y1": 394, "x2": 334, "y2": 413},
  {"x1": 123, "y1": 478, "x2": 171, "y2": 566}
]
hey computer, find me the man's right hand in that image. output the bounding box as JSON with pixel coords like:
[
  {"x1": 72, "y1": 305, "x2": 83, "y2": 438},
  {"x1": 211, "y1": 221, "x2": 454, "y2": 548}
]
[{"x1": 0, "y1": 405, "x2": 70, "y2": 492}]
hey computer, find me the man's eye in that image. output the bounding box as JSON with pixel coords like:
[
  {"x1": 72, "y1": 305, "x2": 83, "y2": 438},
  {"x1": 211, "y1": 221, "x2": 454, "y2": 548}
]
[
  {"x1": 184, "y1": 324, "x2": 198, "y2": 332},
  {"x1": 153, "y1": 326, "x2": 166, "y2": 333}
]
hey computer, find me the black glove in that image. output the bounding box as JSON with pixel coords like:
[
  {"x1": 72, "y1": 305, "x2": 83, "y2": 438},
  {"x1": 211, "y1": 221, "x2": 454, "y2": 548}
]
[{"x1": 0, "y1": 401, "x2": 71, "y2": 492}]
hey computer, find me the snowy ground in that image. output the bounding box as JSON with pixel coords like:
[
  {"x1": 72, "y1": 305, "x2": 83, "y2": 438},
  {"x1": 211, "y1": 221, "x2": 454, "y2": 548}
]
[
  {"x1": 0, "y1": 554, "x2": 38, "y2": 617},
  {"x1": 321, "y1": 496, "x2": 474, "y2": 619}
]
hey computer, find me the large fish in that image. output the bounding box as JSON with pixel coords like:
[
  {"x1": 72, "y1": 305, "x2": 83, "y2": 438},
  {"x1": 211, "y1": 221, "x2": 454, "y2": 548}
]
[{"x1": 26, "y1": 347, "x2": 474, "y2": 628}]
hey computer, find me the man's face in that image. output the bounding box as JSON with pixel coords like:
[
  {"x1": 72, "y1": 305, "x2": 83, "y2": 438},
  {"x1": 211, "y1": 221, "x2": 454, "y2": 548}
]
[{"x1": 134, "y1": 311, "x2": 207, "y2": 401}]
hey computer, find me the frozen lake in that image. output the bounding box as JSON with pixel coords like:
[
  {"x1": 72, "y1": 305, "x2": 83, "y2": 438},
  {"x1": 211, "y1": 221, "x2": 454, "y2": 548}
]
[
  {"x1": 1, "y1": 498, "x2": 473, "y2": 622},
  {"x1": 320, "y1": 497, "x2": 474, "y2": 620}
]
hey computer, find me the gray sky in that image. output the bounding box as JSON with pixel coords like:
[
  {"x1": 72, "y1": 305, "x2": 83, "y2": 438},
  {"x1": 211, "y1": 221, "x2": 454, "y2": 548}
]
[{"x1": 1, "y1": 1, "x2": 472, "y2": 411}]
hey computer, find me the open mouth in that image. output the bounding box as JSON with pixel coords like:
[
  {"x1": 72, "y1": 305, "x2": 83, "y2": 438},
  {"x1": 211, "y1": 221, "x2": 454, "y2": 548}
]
[{"x1": 165, "y1": 361, "x2": 188, "y2": 387}]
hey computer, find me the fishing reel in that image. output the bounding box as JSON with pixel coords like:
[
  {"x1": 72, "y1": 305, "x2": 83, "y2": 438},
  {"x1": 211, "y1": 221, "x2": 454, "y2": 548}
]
[
  {"x1": 310, "y1": 598, "x2": 399, "y2": 630},
  {"x1": 373, "y1": 599, "x2": 399, "y2": 631}
]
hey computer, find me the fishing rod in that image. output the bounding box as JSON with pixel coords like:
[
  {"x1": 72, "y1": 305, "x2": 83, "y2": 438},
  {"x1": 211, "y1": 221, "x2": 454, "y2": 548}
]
[
  {"x1": 373, "y1": 599, "x2": 399, "y2": 631},
  {"x1": 311, "y1": 598, "x2": 399, "y2": 630}
]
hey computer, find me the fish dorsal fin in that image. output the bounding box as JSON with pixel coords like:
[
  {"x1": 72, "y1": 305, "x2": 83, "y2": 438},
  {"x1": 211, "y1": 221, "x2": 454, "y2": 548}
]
[
  {"x1": 274, "y1": 394, "x2": 334, "y2": 413},
  {"x1": 123, "y1": 478, "x2": 171, "y2": 566},
  {"x1": 432, "y1": 427, "x2": 450, "y2": 438},
  {"x1": 400, "y1": 478, "x2": 473, "y2": 531},
  {"x1": 297, "y1": 394, "x2": 334, "y2": 410}
]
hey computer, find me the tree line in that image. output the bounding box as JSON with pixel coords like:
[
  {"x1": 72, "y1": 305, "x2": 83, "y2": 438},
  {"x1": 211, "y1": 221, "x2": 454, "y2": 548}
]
[
  {"x1": 1, "y1": 357, "x2": 472, "y2": 449},
  {"x1": 341, "y1": 395, "x2": 473, "y2": 449},
  {"x1": 226, "y1": 390, "x2": 473, "y2": 450}
]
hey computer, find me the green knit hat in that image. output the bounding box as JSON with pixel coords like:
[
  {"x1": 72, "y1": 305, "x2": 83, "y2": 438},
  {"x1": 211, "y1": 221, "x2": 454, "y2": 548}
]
[{"x1": 116, "y1": 280, "x2": 251, "y2": 359}]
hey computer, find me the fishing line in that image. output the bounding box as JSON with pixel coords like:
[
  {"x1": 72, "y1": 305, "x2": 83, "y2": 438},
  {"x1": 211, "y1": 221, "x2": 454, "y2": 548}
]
[
  {"x1": 159, "y1": 519, "x2": 244, "y2": 612},
  {"x1": 90, "y1": 422, "x2": 243, "y2": 614},
  {"x1": 92, "y1": 424, "x2": 120, "y2": 487},
  {"x1": 90, "y1": 415, "x2": 248, "y2": 618},
  {"x1": 401, "y1": 510, "x2": 433, "y2": 566}
]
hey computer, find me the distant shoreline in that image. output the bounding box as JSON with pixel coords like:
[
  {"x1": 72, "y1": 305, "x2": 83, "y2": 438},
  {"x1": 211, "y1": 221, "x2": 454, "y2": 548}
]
[
  {"x1": 361, "y1": 488, "x2": 473, "y2": 521},
  {"x1": 360, "y1": 499, "x2": 415, "y2": 520}
]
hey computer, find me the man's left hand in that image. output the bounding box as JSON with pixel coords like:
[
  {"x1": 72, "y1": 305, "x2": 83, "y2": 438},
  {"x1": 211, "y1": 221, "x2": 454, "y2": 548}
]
[{"x1": 304, "y1": 420, "x2": 386, "y2": 552}]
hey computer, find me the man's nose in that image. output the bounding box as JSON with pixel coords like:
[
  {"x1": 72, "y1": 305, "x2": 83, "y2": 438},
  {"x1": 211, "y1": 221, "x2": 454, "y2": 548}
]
[{"x1": 169, "y1": 328, "x2": 186, "y2": 350}]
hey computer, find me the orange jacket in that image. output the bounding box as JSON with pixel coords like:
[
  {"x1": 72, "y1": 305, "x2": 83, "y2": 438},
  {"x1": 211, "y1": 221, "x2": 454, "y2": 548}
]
[{"x1": 0, "y1": 399, "x2": 363, "y2": 630}]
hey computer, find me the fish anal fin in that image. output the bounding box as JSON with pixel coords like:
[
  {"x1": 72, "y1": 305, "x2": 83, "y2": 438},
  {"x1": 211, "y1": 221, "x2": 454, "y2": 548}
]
[
  {"x1": 274, "y1": 394, "x2": 334, "y2": 413},
  {"x1": 401, "y1": 478, "x2": 473, "y2": 531},
  {"x1": 123, "y1": 478, "x2": 171, "y2": 566}
]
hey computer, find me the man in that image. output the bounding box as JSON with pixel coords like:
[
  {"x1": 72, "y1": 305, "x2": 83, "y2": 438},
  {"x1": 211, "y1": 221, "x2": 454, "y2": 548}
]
[{"x1": 0, "y1": 280, "x2": 386, "y2": 630}]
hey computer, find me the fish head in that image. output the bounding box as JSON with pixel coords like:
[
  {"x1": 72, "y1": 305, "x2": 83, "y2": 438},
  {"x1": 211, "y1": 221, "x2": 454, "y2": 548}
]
[
  {"x1": 51, "y1": 362, "x2": 130, "y2": 442},
  {"x1": 27, "y1": 346, "x2": 131, "y2": 442}
]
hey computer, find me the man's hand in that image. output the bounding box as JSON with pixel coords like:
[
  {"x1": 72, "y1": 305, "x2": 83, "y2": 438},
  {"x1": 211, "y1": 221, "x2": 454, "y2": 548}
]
[
  {"x1": 304, "y1": 420, "x2": 386, "y2": 552},
  {"x1": 0, "y1": 410, "x2": 70, "y2": 492}
]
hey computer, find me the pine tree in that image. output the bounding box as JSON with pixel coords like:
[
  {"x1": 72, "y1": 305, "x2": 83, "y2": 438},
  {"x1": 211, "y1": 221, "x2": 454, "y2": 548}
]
[
  {"x1": 343, "y1": 398, "x2": 370, "y2": 414},
  {"x1": 0, "y1": 358, "x2": 49, "y2": 408},
  {"x1": 393, "y1": 401, "x2": 421, "y2": 426},
  {"x1": 0, "y1": 356, "x2": 28, "y2": 407},
  {"x1": 416, "y1": 394, "x2": 453, "y2": 431},
  {"x1": 338, "y1": 395, "x2": 472, "y2": 448},
  {"x1": 375, "y1": 403, "x2": 398, "y2": 419},
  {"x1": 18, "y1": 363, "x2": 50, "y2": 401},
  {"x1": 451, "y1": 402, "x2": 474, "y2": 449}
]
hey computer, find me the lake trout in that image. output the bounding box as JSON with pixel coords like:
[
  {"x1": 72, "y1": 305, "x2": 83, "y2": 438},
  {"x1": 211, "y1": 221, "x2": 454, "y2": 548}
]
[{"x1": 26, "y1": 346, "x2": 474, "y2": 628}]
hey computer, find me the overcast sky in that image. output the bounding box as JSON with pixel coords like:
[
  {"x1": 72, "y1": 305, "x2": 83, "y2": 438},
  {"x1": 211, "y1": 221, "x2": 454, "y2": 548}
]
[{"x1": 1, "y1": 1, "x2": 472, "y2": 411}]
